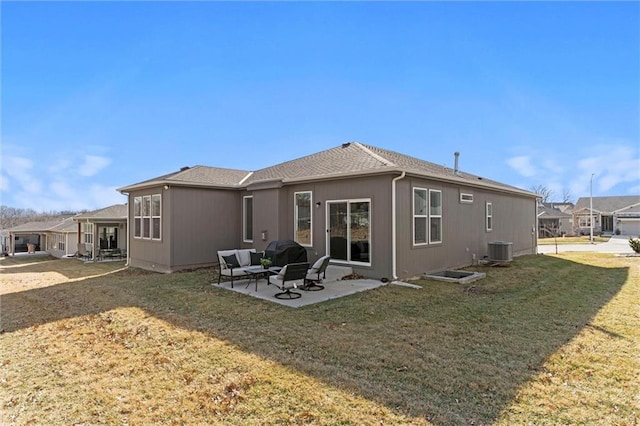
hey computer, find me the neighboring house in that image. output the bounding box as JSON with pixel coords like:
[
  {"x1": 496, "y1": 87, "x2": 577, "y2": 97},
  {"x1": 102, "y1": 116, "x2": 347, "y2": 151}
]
[
  {"x1": 72, "y1": 204, "x2": 128, "y2": 261},
  {"x1": 118, "y1": 142, "x2": 539, "y2": 279},
  {"x1": 0, "y1": 230, "x2": 9, "y2": 254},
  {"x1": 543, "y1": 202, "x2": 574, "y2": 214},
  {"x1": 572, "y1": 195, "x2": 640, "y2": 236},
  {"x1": 7, "y1": 216, "x2": 78, "y2": 257},
  {"x1": 538, "y1": 204, "x2": 573, "y2": 237}
]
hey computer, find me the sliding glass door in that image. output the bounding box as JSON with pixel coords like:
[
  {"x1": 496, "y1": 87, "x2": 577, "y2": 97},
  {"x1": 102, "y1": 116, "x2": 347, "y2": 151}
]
[{"x1": 327, "y1": 199, "x2": 371, "y2": 265}]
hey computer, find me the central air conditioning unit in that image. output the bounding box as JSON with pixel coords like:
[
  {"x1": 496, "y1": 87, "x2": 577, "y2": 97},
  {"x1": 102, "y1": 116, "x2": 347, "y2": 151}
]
[{"x1": 488, "y1": 241, "x2": 513, "y2": 262}]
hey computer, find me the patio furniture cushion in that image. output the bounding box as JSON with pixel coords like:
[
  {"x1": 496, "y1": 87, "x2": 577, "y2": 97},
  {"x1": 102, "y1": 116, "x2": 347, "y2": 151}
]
[
  {"x1": 309, "y1": 255, "x2": 330, "y2": 274},
  {"x1": 276, "y1": 265, "x2": 288, "y2": 279},
  {"x1": 217, "y1": 249, "x2": 256, "y2": 270},
  {"x1": 222, "y1": 254, "x2": 240, "y2": 269},
  {"x1": 269, "y1": 262, "x2": 309, "y2": 299},
  {"x1": 250, "y1": 251, "x2": 264, "y2": 266},
  {"x1": 236, "y1": 249, "x2": 254, "y2": 267},
  {"x1": 217, "y1": 249, "x2": 257, "y2": 287},
  {"x1": 302, "y1": 255, "x2": 331, "y2": 291}
]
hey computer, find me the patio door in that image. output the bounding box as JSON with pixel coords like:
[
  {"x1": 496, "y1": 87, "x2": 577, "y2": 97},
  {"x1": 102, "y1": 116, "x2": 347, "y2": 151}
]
[
  {"x1": 601, "y1": 216, "x2": 614, "y2": 233},
  {"x1": 326, "y1": 199, "x2": 371, "y2": 265}
]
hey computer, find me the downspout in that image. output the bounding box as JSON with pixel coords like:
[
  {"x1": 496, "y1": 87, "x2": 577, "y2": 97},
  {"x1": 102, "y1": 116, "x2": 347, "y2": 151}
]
[
  {"x1": 120, "y1": 191, "x2": 130, "y2": 267},
  {"x1": 391, "y1": 171, "x2": 406, "y2": 280},
  {"x1": 126, "y1": 207, "x2": 130, "y2": 266}
]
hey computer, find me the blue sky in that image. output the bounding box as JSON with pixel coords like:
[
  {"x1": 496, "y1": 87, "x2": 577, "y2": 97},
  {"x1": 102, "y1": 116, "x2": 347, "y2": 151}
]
[{"x1": 1, "y1": 1, "x2": 638, "y2": 211}]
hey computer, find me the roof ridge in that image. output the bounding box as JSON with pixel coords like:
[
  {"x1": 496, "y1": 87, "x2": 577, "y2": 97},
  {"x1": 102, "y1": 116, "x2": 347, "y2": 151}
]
[{"x1": 352, "y1": 142, "x2": 396, "y2": 167}]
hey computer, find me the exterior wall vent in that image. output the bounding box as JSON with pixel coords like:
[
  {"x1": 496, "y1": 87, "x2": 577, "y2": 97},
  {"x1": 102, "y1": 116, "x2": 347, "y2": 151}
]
[{"x1": 488, "y1": 241, "x2": 513, "y2": 262}]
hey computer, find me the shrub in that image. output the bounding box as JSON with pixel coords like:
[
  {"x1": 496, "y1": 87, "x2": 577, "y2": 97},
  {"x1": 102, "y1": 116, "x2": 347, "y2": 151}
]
[{"x1": 629, "y1": 236, "x2": 640, "y2": 254}]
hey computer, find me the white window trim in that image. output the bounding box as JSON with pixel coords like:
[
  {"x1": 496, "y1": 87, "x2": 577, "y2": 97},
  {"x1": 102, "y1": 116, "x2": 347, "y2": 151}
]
[
  {"x1": 133, "y1": 194, "x2": 162, "y2": 240},
  {"x1": 460, "y1": 192, "x2": 474, "y2": 204},
  {"x1": 325, "y1": 198, "x2": 372, "y2": 266},
  {"x1": 133, "y1": 196, "x2": 142, "y2": 238},
  {"x1": 429, "y1": 189, "x2": 443, "y2": 244},
  {"x1": 486, "y1": 202, "x2": 493, "y2": 232},
  {"x1": 151, "y1": 194, "x2": 162, "y2": 240},
  {"x1": 413, "y1": 187, "x2": 428, "y2": 246},
  {"x1": 243, "y1": 195, "x2": 253, "y2": 243},
  {"x1": 294, "y1": 191, "x2": 313, "y2": 247},
  {"x1": 83, "y1": 223, "x2": 94, "y2": 244}
]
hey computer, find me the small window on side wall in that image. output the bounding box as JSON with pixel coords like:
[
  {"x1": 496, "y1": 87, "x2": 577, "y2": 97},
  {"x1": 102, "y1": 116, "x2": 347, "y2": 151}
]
[
  {"x1": 460, "y1": 192, "x2": 474, "y2": 204},
  {"x1": 486, "y1": 202, "x2": 493, "y2": 231}
]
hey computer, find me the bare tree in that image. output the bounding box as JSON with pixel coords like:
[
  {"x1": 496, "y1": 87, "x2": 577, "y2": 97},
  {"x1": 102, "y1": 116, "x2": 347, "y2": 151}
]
[
  {"x1": 530, "y1": 185, "x2": 554, "y2": 203},
  {"x1": 561, "y1": 188, "x2": 573, "y2": 204},
  {"x1": 0, "y1": 205, "x2": 81, "y2": 229}
]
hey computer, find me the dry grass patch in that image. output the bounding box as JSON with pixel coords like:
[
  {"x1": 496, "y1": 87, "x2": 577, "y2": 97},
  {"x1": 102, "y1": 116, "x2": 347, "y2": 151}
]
[{"x1": 1, "y1": 253, "x2": 638, "y2": 425}]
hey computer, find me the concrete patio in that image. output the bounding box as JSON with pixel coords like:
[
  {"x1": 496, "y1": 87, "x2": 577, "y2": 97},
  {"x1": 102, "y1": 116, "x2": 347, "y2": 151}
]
[{"x1": 212, "y1": 265, "x2": 390, "y2": 308}]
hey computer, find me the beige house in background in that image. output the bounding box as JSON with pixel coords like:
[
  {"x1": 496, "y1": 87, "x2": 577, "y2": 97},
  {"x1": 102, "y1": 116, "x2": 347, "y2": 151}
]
[
  {"x1": 73, "y1": 204, "x2": 128, "y2": 261},
  {"x1": 5, "y1": 204, "x2": 128, "y2": 260},
  {"x1": 6, "y1": 217, "x2": 78, "y2": 257},
  {"x1": 118, "y1": 142, "x2": 539, "y2": 279},
  {"x1": 572, "y1": 195, "x2": 640, "y2": 236}
]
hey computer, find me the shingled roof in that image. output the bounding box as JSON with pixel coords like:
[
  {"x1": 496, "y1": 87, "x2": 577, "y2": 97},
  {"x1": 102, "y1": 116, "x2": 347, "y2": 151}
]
[
  {"x1": 8, "y1": 217, "x2": 76, "y2": 233},
  {"x1": 118, "y1": 142, "x2": 536, "y2": 197},
  {"x1": 118, "y1": 165, "x2": 251, "y2": 192},
  {"x1": 74, "y1": 204, "x2": 127, "y2": 221},
  {"x1": 574, "y1": 195, "x2": 640, "y2": 213},
  {"x1": 245, "y1": 142, "x2": 533, "y2": 196}
]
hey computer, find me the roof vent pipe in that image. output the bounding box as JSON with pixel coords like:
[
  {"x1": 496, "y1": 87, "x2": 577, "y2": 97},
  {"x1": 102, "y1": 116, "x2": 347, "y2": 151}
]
[{"x1": 454, "y1": 152, "x2": 460, "y2": 175}]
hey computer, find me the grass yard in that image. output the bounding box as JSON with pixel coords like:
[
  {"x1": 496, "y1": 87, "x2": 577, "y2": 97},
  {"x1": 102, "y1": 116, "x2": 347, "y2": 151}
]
[
  {"x1": 538, "y1": 236, "x2": 610, "y2": 245},
  {"x1": 1, "y1": 253, "x2": 638, "y2": 425}
]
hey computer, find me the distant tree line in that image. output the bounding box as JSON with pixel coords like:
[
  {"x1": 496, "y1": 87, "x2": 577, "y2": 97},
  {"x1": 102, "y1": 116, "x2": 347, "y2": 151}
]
[
  {"x1": 530, "y1": 185, "x2": 573, "y2": 204},
  {"x1": 0, "y1": 205, "x2": 86, "y2": 229}
]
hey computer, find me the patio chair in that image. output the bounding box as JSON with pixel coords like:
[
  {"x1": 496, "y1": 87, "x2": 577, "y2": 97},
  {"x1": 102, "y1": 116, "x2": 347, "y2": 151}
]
[
  {"x1": 268, "y1": 262, "x2": 309, "y2": 299},
  {"x1": 77, "y1": 244, "x2": 91, "y2": 260},
  {"x1": 300, "y1": 255, "x2": 331, "y2": 291}
]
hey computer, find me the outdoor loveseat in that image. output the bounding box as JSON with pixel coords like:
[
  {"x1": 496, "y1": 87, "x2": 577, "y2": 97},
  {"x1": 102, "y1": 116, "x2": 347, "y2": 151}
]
[{"x1": 217, "y1": 248, "x2": 265, "y2": 287}]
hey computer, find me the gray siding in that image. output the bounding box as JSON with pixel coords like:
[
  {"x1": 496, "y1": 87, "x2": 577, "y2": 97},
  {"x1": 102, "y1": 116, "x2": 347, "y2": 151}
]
[
  {"x1": 243, "y1": 188, "x2": 282, "y2": 252},
  {"x1": 274, "y1": 174, "x2": 395, "y2": 279},
  {"x1": 170, "y1": 187, "x2": 241, "y2": 270},
  {"x1": 128, "y1": 186, "x2": 241, "y2": 272},
  {"x1": 396, "y1": 177, "x2": 537, "y2": 278},
  {"x1": 126, "y1": 174, "x2": 536, "y2": 278}
]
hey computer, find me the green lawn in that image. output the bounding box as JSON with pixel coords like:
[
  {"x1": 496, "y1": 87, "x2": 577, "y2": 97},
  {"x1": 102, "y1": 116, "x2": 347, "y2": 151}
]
[{"x1": 1, "y1": 253, "x2": 638, "y2": 425}]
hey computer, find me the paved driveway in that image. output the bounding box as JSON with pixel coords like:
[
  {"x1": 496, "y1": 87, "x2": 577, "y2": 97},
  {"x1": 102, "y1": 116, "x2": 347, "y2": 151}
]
[{"x1": 537, "y1": 235, "x2": 636, "y2": 254}]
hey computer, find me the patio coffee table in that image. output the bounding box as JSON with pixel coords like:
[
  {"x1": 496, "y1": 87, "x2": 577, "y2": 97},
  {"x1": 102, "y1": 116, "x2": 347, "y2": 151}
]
[{"x1": 244, "y1": 266, "x2": 282, "y2": 291}]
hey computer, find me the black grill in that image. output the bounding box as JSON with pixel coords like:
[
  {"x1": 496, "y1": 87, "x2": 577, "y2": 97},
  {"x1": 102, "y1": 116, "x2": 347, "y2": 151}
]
[{"x1": 264, "y1": 240, "x2": 308, "y2": 267}]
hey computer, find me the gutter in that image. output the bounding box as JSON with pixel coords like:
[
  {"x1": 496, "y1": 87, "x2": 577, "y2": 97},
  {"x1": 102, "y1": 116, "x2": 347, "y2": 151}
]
[{"x1": 391, "y1": 171, "x2": 406, "y2": 280}]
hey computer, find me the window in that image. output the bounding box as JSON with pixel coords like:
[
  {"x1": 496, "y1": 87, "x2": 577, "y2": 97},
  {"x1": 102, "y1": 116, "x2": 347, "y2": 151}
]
[
  {"x1": 83, "y1": 223, "x2": 94, "y2": 244},
  {"x1": 142, "y1": 195, "x2": 151, "y2": 238},
  {"x1": 327, "y1": 199, "x2": 371, "y2": 265},
  {"x1": 486, "y1": 202, "x2": 493, "y2": 231},
  {"x1": 294, "y1": 191, "x2": 312, "y2": 246},
  {"x1": 413, "y1": 188, "x2": 428, "y2": 245},
  {"x1": 133, "y1": 197, "x2": 141, "y2": 238},
  {"x1": 57, "y1": 235, "x2": 65, "y2": 251},
  {"x1": 151, "y1": 194, "x2": 161, "y2": 240},
  {"x1": 578, "y1": 215, "x2": 592, "y2": 227},
  {"x1": 134, "y1": 194, "x2": 162, "y2": 240},
  {"x1": 243, "y1": 196, "x2": 253, "y2": 242},
  {"x1": 429, "y1": 190, "x2": 442, "y2": 244},
  {"x1": 413, "y1": 188, "x2": 442, "y2": 245},
  {"x1": 460, "y1": 192, "x2": 474, "y2": 203}
]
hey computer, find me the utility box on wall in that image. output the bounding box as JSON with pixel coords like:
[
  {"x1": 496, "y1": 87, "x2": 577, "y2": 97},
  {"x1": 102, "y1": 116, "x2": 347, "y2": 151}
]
[{"x1": 488, "y1": 241, "x2": 513, "y2": 262}]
